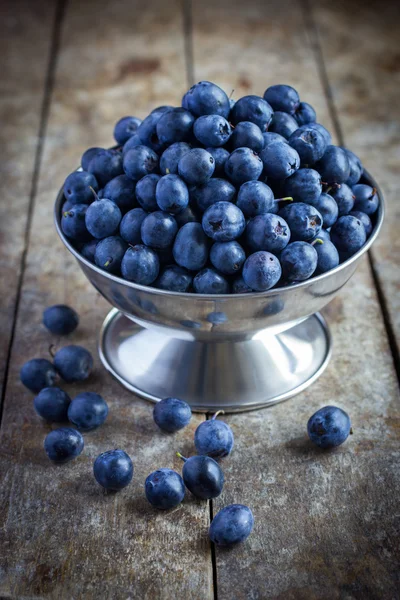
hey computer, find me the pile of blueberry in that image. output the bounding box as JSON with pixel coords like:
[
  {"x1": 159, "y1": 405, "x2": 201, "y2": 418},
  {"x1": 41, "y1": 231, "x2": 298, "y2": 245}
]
[{"x1": 61, "y1": 82, "x2": 379, "y2": 293}]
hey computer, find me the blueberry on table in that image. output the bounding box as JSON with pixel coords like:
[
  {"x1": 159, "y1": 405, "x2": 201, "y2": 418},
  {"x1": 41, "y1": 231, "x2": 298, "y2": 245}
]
[
  {"x1": 262, "y1": 131, "x2": 288, "y2": 148},
  {"x1": 193, "y1": 114, "x2": 232, "y2": 147},
  {"x1": 34, "y1": 387, "x2": 71, "y2": 422},
  {"x1": 153, "y1": 397, "x2": 192, "y2": 433},
  {"x1": 236, "y1": 181, "x2": 275, "y2": 218},
  {"x1": 64, "y1": 171, "x2": 98, "y2": 205},
  {"x1": 232, "y1": 275, "x2": 253, "y2": 294},
  {"x1": 279, "y1": 202, "x2": 323, "y2": 241},
  {"x1": 145, "y1": 468, "x2": 185, "y2": 509},
  {"x1": 119, "y1": 208, "x2": 147, "y2": 245},
  {"x1": 281, "y1": 241, "x2": 318, "y2": 281},
  {"x1": 155, "y1": 174, "x2": 189, "y2": 214},
  {"x1": 160, "y1": 142, "x2": 191, "y2": 175},
  {"x1": 177, "y1": 453, "x2": 224, "y2": 500},
  {"x1": 209, "y1": 504, "x2": 254, "y2": 546},
  {"x1": 229, "y1": 121, "x2": 264, "y2": 152},
  {"x1": 313, "y1": 239, "x2": 339, "y2": 274},
  {"x1": 43, "y1": 304, "x2": 79, "y2": 335},
  {"x1": 156, "y1": 107, "x2": 195, "y2": 145},
  {"x1": 121, "y1": 245, "x2": 160, "y2": 285},
  {"x1": 343, "y1": 148, "x2": 363, "y2": 186},
  {"x1": 352, "y1": 183, "x2": 379, "y2": 215},
  {"x1": 94, "y1": 236, "x2": 127, "y2": 273},
  {"x1": 61, "y1": 204, "x2": 92, "y2": 243},
  {"x1": 183, "y1": 81, "x2": 230, "y2": 118},
  {"x1": 44, "y1": 427, "x2": 84, "y2": 463},
  {"x1": 114, "y1": 116, "x2": 142, "y2": 145},
  {"x1": 20, "y1": 358, "x2": 57, "y2": 393},
  {"x1": 210, "y1": 241, "x2": 246, "y2": 275},
  {"x1": 193, "y1": 268, "x2": 230, "y2": 294},
  {"x1": 263, "y1": 84, "x2": 300, "y2": 114},
  {"x1": 349, "y1": 210, "x2": 373, "y2": 237},
  {"x1": 202, "y1": 201, "x2": 246, "y2": 242},
  {"x1": 123, "y1": 145, "x2": 159, "y2": 181},
  {"x1": 246, "y1": 213, "x2": 291, "y2": 254},
  {"x1": 68, "y1": 391, "x2": 109, "y2": 432},
  {"x1": 205, "y1": 147, "x2": 230, "y2": 176},
  {"x1": 242, "y1": 251, "x2": 282, "y2": 291},
  {"x1": 299, "y1": 122, "x2": 332, "y2": 146},
  {"x1": 141, "y1": 211, "x2": 178, "y2": 250},
  {"x1": 103, "y1": 174, "x2": 137, "y2": 213},
  {"x1": 289, "y1": 127, "x2": 327, "y2": 165},
  {"x1": 331, "y1": 183, "x2": 355, "y2": 216},
  {"x1": 268, "y1": 111, "x2": 298, "y2": 140},
  {"x1": 135, "y1": 174, "x2": 160, "y2": 212},
  {"x1": 81, "y1": 147, "x2": 105, "y2": 171},
  {"x1": 224, "y1": 147, "x2": 263, "y2": 185},
  {"x1": 85, "y1": 198, "x2": 122, "y2": 239},
  {"x1": 192, "y1": 178, "x2": 236, "y2": 213},
  {"x1": 294, "y1": 101, "x2": 316, "y2": 126},
  {"x1": 54, "y1": 345, "x2": 93, "y2": 383},
  {"x1": 230, "y1": 95, "x2": 273, "y2": 130},
  {"x1": 330, "y1": 215, "x2": 366, "y2": 256},
  {"x1": 260, "y1": 141, "x2": 300, "y2": 180},
  {"x1": 156, "y1": 265, "x2": 193, "y2": 292},
  {"x1": 312, "y1": 193, "x2": 339, "y2": 229},
  {"x1": 87, "y1": 148, "x2": 124, "y2": 187},
  {"x1": 93, "y1": 449, "x2": 133, "y2": 490},
  {"x1": 173, "y1": 222, "x2": 209, "y2": 271},
  {"x1": 316, "y1": 145, "x2": 350, "y2": 184},
  {"x1": 283, "y1": 168, "x2": 322, "y2": 205},
  {"x1": 178, "y1": 148, "x2": 215, "y2": 186},
  {"x1": 307, "y1": 405, "x2": 352, "y2": 449},
  {"x1": 194, "y1": 411, "x2": 234, "y2": 458}
]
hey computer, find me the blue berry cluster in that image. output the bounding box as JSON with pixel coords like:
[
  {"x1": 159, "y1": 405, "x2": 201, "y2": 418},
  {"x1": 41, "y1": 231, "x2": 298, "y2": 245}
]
[{"x1": 61, "y1": 82, "x2": 378, "y2": 293}]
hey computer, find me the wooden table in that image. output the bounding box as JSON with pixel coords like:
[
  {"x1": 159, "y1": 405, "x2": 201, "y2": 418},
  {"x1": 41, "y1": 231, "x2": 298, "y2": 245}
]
[{"x1": 1, "y1": 0, "x2": 399, "y2": 598}]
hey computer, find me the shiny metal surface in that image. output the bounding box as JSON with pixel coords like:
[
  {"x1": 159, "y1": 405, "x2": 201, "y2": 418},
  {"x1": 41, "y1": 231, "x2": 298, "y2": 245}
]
[{"x1": 55, "y1": 169, "x2": 384, "y2": 410}]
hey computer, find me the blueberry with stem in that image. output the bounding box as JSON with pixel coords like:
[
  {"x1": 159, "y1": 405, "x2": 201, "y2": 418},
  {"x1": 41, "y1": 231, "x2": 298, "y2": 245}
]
[{"x1": 176, "y1": 452, "x2": 224, "y2": 499}]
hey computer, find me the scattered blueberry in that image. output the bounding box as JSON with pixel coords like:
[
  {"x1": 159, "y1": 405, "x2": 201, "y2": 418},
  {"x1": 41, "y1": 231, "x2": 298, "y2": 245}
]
[
  {"x1": 20, "y1": 358, "x2": 57, "y2": 393},
  {"x1": 145, "y1": 468, "x2": 185, "y2": 509},
  {"x1": 43, "y1": 305, "x2": 79, "y2": 335},
  {"x1": 121, "y1": 245, "x2": 160, "y2": 284},
  {"x1": 242, "y1": 251, "x2": 282, "y2": 291},
  {"x1": 68, "y1": 391, "x2": 109, "y2": 432},
  {"x1": 153, "y1": 397, "x2": 192, "y2": 433},
  {"x1": 307, "y1": 405, "x2": 351, "y2": 448},
  {"x1": 34, "y1": 387, "x2": 71, "y2": 422},
  {"x1": 44, "y1": 427, "x2": 84, "y2": 463},
  {"x1": 177, "y1": 453, "x2": 224, "y2": 499},
  {"x1": 54, "y1": 345, "x2": 93, "y2": 383},
  {"x1": 209, "y1": 504, "x2": 254, "y2": 546},
  {"x1": 194, "y1": 411, "x2": 234, "y2": 458},
  {"x1": 93, "y1": 449, "x2": 133, "y2": 490}
]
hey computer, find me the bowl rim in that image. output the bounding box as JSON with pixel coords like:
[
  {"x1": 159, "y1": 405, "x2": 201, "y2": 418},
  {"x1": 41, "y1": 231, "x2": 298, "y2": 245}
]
[{"x1": 54, "y1": 167, "x2": 385, "y2": 300}]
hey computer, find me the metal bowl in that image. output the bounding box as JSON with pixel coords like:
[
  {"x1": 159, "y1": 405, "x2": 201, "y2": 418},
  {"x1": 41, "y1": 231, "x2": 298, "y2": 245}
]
[{"x1": 55, "y1": 170, "x2": 384, "y2": 412}]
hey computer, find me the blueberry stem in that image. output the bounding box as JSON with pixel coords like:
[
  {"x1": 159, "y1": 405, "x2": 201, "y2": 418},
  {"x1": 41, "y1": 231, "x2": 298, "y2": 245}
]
[
  {"x1": 89, "y1": 186, "x2": 99, "y2": 201},
  {"x1": 176, "y1": 452, "x2": 187, "y2": 462},
  {"x1": 212, "y1": 410, "x2": 225, "y2": 420},
  {"x1": 311, "y1": 238, "x2": 324, "y2": 246},
  {"x1": 48, "y1": 344, "x2": 56, "y2": 358},
  {"x1": 278, "y1": 197, "x2": 293, "y2": 203}
]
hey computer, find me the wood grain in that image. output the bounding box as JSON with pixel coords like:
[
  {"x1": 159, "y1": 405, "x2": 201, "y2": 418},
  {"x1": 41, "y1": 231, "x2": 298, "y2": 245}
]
[{"x1": 0, "y1": 1, "x2": 213, "y2": 598}]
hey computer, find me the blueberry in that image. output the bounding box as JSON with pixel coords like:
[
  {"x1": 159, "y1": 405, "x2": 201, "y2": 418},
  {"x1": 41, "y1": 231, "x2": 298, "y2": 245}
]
[
  {"x1": 54, "y1": 345, "x2": 93, "y2": 383},
  {"x1": 289, "y1": 127, "x2": 327, "y2": 165},
  {"x1": 94, "y1": 235, "x2": 127, "y2": 273},
  {"x1": 352, "y1": 184, "x2": 379, "y2": 215},
  {"x1": 156, "y1": 107, "x2": 195, "y2": 145},
  {"x1": 153, "y1": 397, "x2": 192, "y2": 432},
  {"x1": 173, "y1": 222, "x2": 209, "y2": 270},
  {"x1": 114, "y1": 116, "x2": 142, "y2": 145},
  {"x1": 184, "y1": 81, "x2": 230, "y2": 118},
  {"x1": 331, "y1": 183, "x2": 355, "y2": 216},
  {"x1": 193, "y1": 114, "x2": 231, "y2": 147},
  {"x1": 42, "y1": 304, "x2": 78, "y2": 336},
  {"x1": 20, "y1": 358, "x2": 57, "y2": 393},
  {"x1": 313, "y1": 193, "x2": 339, "y2": 229},
  {"x1": 156, "y1": 174, "x2": 189, "y2": 214},
  {"x1": 299, "y1": 122, "x2": 332, "y2": 146},
  {"x1": 294, "y1": 102, "x2": 316, "y2": 126},
  {"x1": 87, "y1": 149, "x2": 124, "y2": 187},
  {"x1": 121, "y1": 245, "x2": 160, "y2": 285},
  {"x1": 307, "y1": 405, "x2": 351, "y2": 449},
  {"x1": 194, "y1": 412, "x2": 234, "y2": 458},
  {"x1": 192, "y1": 178, "x2": 236, "y2": 213},
  {"x1": 202, "y1": 201, "x2": 246, "y2": 242},
  {"x1": 246, "y1": 213, "x2": 291, "y2": 253},
  {"x1": 316, "y1": 145, "x2": 350, "y2": 184},
  {"x1": 283, "y1": 168, "x2": 322, "y2": 205},
  {"x1": 81, "y1": 147, "x2": 105, "y2": 171},
  {"x1": 210, "y1": 241, "x2": 246, "y2": 275},
  {"x1": 310, "y1": 228, "x2": 330, "y2": 243},
  {"x1": 156, "y1": 265, "x2": 192, "y2": 292},
  {"x1": 141, "y1": 211, "x2": 178, "y2": 249},
  {"x1": 123, "y1": 145, "x2": 159, "y2": 181},
  {"x1": 349, "y1": 210, "x2": 372, "y2": 237},
  {"x1": 313, "y1": 239, "x2": 339, "y2": 274},
  {"x1": 229, "y1": 121, "x2": 264, "y2": 152},
  {"x1": 85, "y1": 198, "x2": 122, "y2": 239},
  {"x1": 81, "y1": 239, "x2": 98, "y2": 262},
  {"x1": 120, "y1": 208, "x2": 147, "y2": 245},
  {"x1": 242, "y1": 251, "x2": 282, "y2": 291},
  {"x1": 232, "y1": 275, "x2": 253, "y2": 294},
  {"x1": 281, "y1": 241, "x2": 318, "y2": 281},
  {"x1": 68, "y1": 391, "x2": 108, "y2": 432},
  {"x1": 151, "y1": 105, "x2": 174, "y2": 117},
  {"x1": 279, "y1": 202, "x2": 323, "y2": 241},
  {"x1": 262, "y1": 131, "x2": 288, "y2": 147},
  {"x1": 61, "y1": 204, "x2": 92, "y2": 242},
  {"x1": 34, "y1": 387, "x2": 71, "y2": 422},
  {"x1": 44, "y1": 427, "x2": 84, "y2": 463},
  {"x1": 330, "y1": 215, "x2": 366, "y2": 256},
  {"x1": 177, "y1": 453, "x2": 224, "y2": 499},
  {"x1": 103, "y1": 175, "x2": 137, "y2": 213},
  {"x1": 122, "y1": 134, "x2": 143, "y2": 155},
  {"x1": 231, "y1": 95, "x2": 273, "y2": 131},
  {"x1": 64, "y1": 171, "x2": 98, "y2": 205},
  {"x1": 260, "y1": 141, "x2": 300, "y2": 179},
  {"x1": 160, "y1": 142, "x2": 191, "y2": 175},
  {"x1": 62, "y1": 199, "x2": 74, "y2": 213},
  {"x1": 135, "y1": 173, "x2": 160, "y2": 211},
  {"x1": 264, "y1": 84, "x2": 300, "y2": 114},
  {"x1": 175, "y1": 205, "x2": 199, "y2": 227},
  {"x1": 178, "y1": 148, "x2": 215, "y2": 186},
  {"x1": 343, "y1": 148, "x2": 363, "y2": 186},
  {"x1": 268, "y1": 111, "x2": 298, "y2": 139},
  {"x1": 193, "y1": 268, "x2": 230, "y2": 294},
  {"x1": 93, "y1": 449, "x2": 133, "y2": 490},
  {"x1": 236, "y1": 181, "x2": 275, "y2": 218},
  {"x1": 145, "y1": 468, "x2": 185, "y2": 509},
  {"x1": 136, "y1": 112, "x2": 166, "y2": 153},
  {"x1": 224, "y1": 147, "x2": 263, "y2": 185},
  {"x1": 206, "y1": 147, "x2": 230, "y2": 176},
  {"x1": 209, "y1": 504, "x2": 254, "y2": 546}
]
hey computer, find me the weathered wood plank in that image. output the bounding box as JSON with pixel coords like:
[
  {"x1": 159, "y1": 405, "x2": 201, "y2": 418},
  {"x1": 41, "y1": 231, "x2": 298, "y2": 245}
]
[
  {"x1": 0, "y1": 1, "x2": 213, "y2": 598},
  {"x1": 0, "y1": 0, "x2": 56, "y2": 396},
  {"x1": 191, "y1": 0, "x2": 400, "y2": 597}
]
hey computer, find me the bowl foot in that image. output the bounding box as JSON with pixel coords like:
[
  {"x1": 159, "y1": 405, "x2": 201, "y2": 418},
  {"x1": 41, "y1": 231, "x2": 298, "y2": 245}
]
[{"x1": 98, "y1": 309, "x2": 332, "y2": 412}]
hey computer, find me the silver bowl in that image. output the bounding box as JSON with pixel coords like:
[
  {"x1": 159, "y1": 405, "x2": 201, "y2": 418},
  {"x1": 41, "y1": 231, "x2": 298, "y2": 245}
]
[{"x1": 55, "y1": 169, "x2": 384, "y2": 412}]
